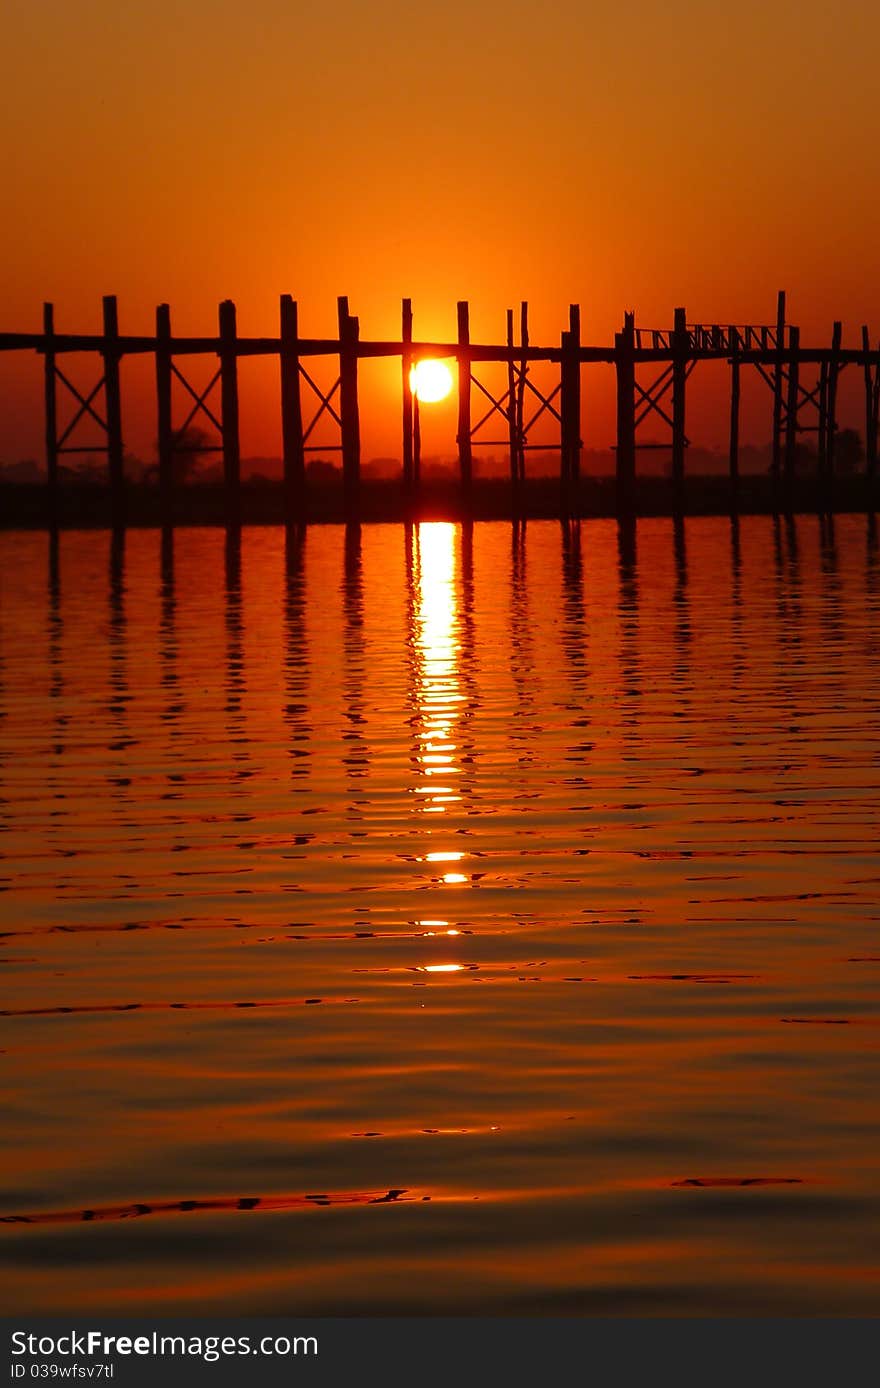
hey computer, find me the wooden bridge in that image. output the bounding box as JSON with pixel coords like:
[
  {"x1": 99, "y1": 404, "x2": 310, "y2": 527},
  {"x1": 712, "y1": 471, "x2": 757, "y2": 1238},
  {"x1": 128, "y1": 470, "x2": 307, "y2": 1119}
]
[{"x1": 1, "y1": 291, "x2": 877, "y2": 526}]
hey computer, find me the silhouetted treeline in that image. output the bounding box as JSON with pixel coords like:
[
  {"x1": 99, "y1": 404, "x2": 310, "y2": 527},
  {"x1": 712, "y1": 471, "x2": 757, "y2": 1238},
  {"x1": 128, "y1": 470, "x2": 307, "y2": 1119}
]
[{"x1": 0, "y1": 427, "x2": 868, "y2": 485}]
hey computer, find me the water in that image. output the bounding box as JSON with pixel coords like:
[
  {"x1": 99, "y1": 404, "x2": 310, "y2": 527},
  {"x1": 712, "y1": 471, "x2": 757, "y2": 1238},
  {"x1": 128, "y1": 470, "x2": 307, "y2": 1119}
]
[{"x1": 1, "y1": 515, "x2": 879, "y2": 1314}]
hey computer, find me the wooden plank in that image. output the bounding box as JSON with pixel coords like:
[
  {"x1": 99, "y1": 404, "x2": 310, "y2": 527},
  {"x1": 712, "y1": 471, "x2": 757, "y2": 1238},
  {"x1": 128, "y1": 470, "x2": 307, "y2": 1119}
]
[{"x1": 4, "y1": 328, "x2": 876, "y2": 368}]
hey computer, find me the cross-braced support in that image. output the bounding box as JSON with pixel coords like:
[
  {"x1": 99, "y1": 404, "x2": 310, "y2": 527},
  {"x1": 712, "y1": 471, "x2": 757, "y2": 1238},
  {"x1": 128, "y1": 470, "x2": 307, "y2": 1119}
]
[
  {"x1": 459, "y1": 301, "x2": 576, "y2": 510},
  {"x1": 42, "y1": 296, "x2": 126, "y2": 527},
  {"x1": 765, "y1": 318, "x2": 850, "y2": 488},
  {"x1": 17, "y1": 287, "x2": 879, "y2": 530},
  {"x1": 617, "y1": 307, "x2": 694, "y2": 506},
  {"x1": 154, "y1": 302, "x2": 225, "y2": 525},
  {"x1": 277, "y1": 294, "x2": 358, "y2": 522}
]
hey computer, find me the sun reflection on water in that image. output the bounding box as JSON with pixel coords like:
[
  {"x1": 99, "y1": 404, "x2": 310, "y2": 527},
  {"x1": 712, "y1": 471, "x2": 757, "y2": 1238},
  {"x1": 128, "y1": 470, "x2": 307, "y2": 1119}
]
[
  {"x1": 412, "y1": 523, "x2": 463, "y2": 817},
  {"x1": 410, "y1": 522, "x2": 472, "y2": 971}
]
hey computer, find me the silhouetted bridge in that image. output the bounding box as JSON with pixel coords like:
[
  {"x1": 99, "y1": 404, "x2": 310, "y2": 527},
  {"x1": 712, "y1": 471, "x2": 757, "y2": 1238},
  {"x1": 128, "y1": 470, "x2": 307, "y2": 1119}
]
[{"x1": 0, "y1": 291, "x2": 877, "y2": 526}]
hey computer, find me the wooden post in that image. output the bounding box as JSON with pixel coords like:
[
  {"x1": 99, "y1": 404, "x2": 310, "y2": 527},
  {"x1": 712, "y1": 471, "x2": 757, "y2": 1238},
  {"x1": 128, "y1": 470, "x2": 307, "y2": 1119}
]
[
  {"x1": 43, "y1": 302, "x2": 58, "y2": 524},
  {"x1": 784, "y1": 325, "x2": 800, "y2": 480},
  {"x1": 818, "y1": 360, "x2": 829, "y2": 477},
  {"x1": 862, "y1": 326, "x2": 876, "y2": 478},
  {"x1": 826, "y1": 320, "x2": 842, "y2": 477},
  {"x1": 560, "y1": 330, "x2": 571, "y2": 493},
  {"x1": 218, "y1": 299, "x2": 241, "y2": 526},
  {"x1": 517, "y1": 302, "x2": 529, "y2": 487},
  {"x1": 338, "y1": 296, "x2": 361, "y2": 517},
  {"x1": 506, "y1": 308, "x2": 518, "y2": 501},
  {"x1": 671, "y1": 306, "x2": 687, "y2": 491},
  {"x1": 729, "y1": 327, "x2": 740, "y2": 489},
  {"x1": 568, "y1": 304, "x2": 581, "y2": 492},
  {"x1": 280, "y1": 295, "x2": 305, "y2": 523},
  {"x1": 771, "y1": 290, "x2": 786, "y2": 477},
  {"x1": 560, "y1": 306, "x2": 581, "y2": 515},
  {"x1": 155, "y1": 303, "x2": 173, "y2": 525},
  {"x1": 102, "y1": 295, "x2": 125, "y2": 526},
  {"x1": 873, "y1": 343, "x2": 880, "y2": 486},
  {"x1": 874, "y1": 355, "x2": 880, "y2": 488},
  {"x1": 615, "y1": 313, "x2": 636, "y2": 511},
  {"x1": 560, "y1": 331, "x2": 572, "y2": 516},
  {"x1": 456, "y1": 301, "x2": 472, "y2": 496},
  {"x1": 413, "y1": 392, "x2": 421, "y2": 485},
  {"x1": 560, "y1": 305, "x2": 582, "y2": 515},
  {"x1": 863, "y1": 325, "x2": 878, "y2": 479},
  {"x1": 402, "y1": 298, "x2": 414, "y2": 493}
]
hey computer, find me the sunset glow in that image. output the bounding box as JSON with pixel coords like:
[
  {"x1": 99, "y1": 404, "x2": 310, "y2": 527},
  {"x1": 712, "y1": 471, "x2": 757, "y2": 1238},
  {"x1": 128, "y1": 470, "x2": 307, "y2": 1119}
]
[
  {"x1": 410, "y1": 359, "x2": 454, "y2": 403},
  {"x1": 4, "y1": 0, "x2": 880, "y2": 1339}
]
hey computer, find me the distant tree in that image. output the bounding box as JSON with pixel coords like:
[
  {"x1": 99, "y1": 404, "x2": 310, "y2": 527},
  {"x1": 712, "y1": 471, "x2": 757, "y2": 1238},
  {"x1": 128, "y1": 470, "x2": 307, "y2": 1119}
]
[
  {"x1": 145, "y1": 425, "x2": 217, "y2": 484},
  {"x1": 0, "y1": 459, "x2": 43, "y2": 483},
  {"x1": 171, "y1": 425, "x2": 217, "y2": 484},
  {"x1": 362, "y1": 457, "x2": 400, "y2": 480},
  {"x1": 123, "y1": 450, "x2": 149, "y2": 483},
  {"x1": 791, "y1": 442, "x2": 817, "y2": 474},
  {"x1": 835, "y1": 428, "x2": 864, "y2": 474},
  {"x1": 59, "y1": 456, "x2": 106, "y2": 484},
  {"x1": 306, "y1": 458, "x2": 340, "y2": 482},
  {"x1": 766, "y1": 441, "x2": 818, "y2": 475}
]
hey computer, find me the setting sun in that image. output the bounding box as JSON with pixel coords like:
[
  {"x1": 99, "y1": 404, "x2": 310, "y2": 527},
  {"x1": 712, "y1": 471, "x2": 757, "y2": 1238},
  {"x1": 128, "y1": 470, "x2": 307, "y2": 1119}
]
[{"x1": 410, "y1": 359, "x2": 454, "y2": 403}]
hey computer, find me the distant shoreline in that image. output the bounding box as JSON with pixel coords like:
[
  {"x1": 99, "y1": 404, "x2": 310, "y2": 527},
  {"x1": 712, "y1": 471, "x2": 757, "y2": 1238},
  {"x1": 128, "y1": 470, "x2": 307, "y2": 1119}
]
[{"x1": 0, "y1": 474, "x2": 876, "y2": 529}]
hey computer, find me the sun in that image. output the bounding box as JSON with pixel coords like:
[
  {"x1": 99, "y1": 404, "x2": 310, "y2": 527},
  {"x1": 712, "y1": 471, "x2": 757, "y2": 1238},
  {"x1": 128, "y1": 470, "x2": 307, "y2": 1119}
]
[{"x1": 410, "y1": 359, "x2": 454, "y2": 403}]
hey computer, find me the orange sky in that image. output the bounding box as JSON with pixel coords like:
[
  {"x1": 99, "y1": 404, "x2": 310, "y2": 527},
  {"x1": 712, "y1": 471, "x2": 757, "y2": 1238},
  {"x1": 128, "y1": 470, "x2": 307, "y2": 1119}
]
[{"x1": 2, "y1": 0, "x2": 879, "y2": 464}]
